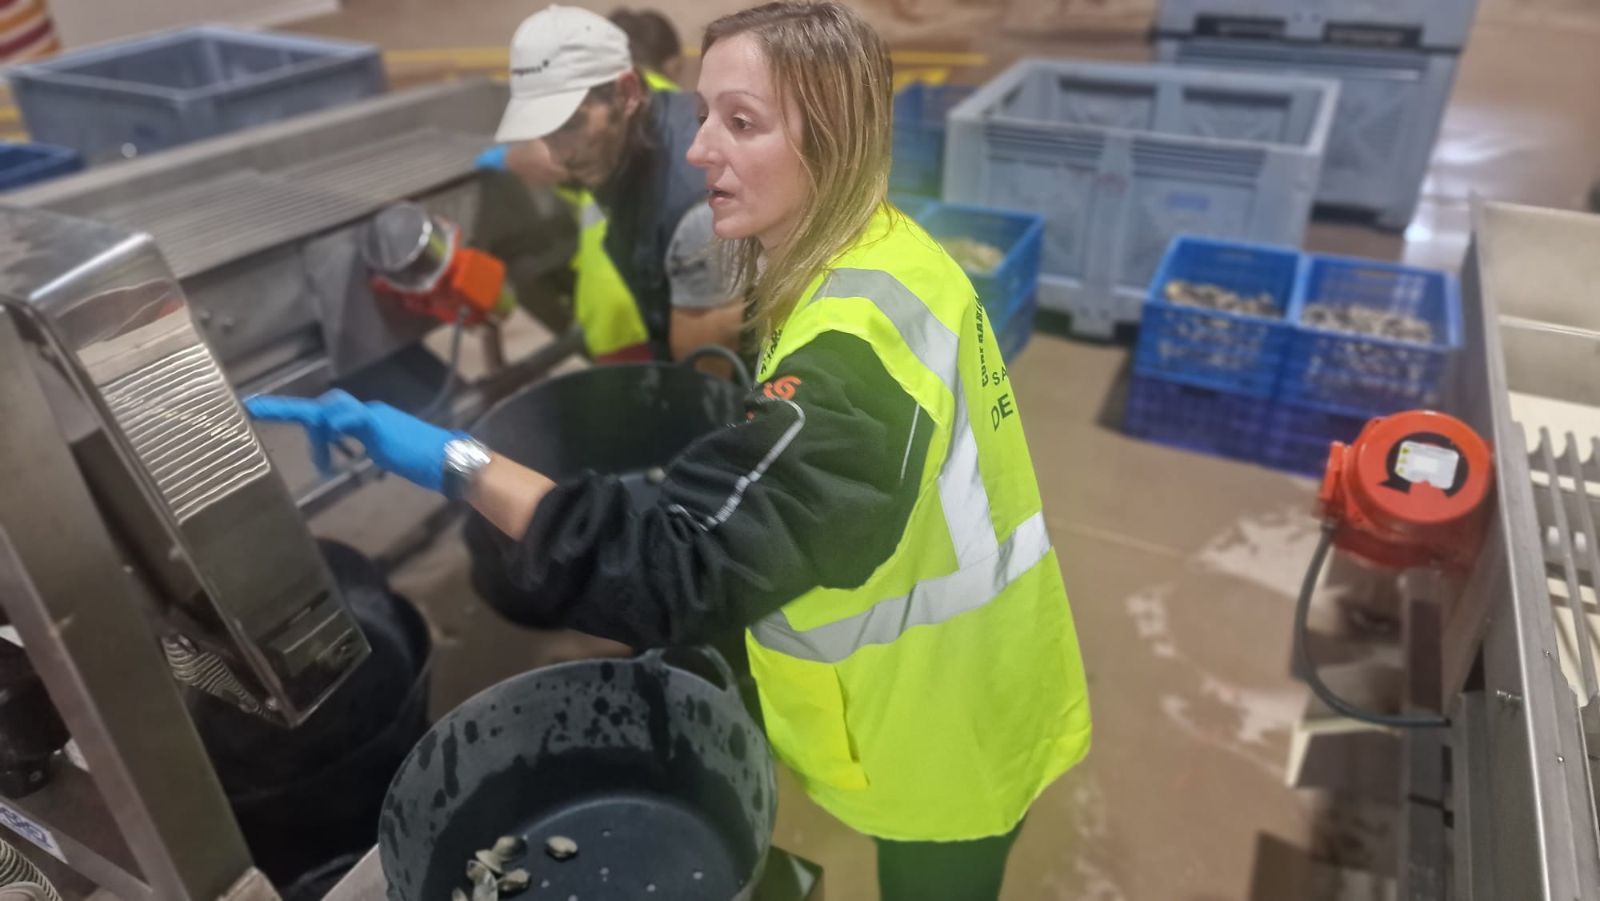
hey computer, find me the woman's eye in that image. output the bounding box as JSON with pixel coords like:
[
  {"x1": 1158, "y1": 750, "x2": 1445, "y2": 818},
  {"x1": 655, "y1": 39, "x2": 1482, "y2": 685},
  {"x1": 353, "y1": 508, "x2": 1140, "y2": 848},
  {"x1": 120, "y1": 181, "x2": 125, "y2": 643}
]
[{"x1": 733, "y1": 117, "x2": 752, "y2": 132}]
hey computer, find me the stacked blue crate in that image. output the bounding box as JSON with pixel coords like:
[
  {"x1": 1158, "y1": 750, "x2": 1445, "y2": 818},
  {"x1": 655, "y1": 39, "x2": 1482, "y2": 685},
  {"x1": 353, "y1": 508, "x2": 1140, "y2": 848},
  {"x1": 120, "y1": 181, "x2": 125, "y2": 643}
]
[
  {"x1": 1261, "y1": 254, "x2": 1461, "y2": 475},
  {"x1": 1124, "y1": 237, "x2": 1300, "y2": 460},
  {"x1": 1123, "y1": 237, "x2": 1461, "y2": 475}
]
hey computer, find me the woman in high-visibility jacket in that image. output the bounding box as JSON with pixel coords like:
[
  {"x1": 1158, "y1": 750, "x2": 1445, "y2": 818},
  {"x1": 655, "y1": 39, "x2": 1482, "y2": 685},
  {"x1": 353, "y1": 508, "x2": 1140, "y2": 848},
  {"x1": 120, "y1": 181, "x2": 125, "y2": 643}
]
[{"x1": 246, "y1": 3, "x2": 1090, "y2": 898}]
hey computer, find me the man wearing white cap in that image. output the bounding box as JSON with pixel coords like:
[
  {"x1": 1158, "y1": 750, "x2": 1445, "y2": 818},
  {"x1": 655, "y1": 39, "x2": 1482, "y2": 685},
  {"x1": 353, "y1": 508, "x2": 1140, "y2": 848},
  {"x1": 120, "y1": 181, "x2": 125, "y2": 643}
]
[{"x1": 494, "y1": 4, "x2": 738, "y2": 364}]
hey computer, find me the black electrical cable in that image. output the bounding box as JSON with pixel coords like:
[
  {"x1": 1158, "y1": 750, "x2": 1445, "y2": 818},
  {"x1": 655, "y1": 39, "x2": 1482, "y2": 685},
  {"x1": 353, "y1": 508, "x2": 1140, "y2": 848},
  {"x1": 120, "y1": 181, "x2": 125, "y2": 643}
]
[
  {"x1": 1294, "y1": 523, "x2": 1450, "y2": 729},
  {"x1": 419, "y1": 307, "x2": 469, "y2": 424},
  {"x1": 680, "y1": 344, "x2": 753, "y2": 389}
]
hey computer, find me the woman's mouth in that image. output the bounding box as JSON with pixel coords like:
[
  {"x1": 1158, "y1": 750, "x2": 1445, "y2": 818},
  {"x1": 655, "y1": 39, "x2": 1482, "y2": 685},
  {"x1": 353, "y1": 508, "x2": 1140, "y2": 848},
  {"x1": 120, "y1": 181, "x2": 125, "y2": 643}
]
[{"x1": 709, "y1": 188, "x2": 735, "y2": 207}]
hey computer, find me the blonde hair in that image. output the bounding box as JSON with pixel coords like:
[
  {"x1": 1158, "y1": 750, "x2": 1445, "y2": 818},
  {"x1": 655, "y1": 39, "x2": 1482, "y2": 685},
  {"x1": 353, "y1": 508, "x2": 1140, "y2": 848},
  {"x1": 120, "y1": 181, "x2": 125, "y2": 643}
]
[{"x1": 702, "y1": 2, "x2": 894, "y2": 340}]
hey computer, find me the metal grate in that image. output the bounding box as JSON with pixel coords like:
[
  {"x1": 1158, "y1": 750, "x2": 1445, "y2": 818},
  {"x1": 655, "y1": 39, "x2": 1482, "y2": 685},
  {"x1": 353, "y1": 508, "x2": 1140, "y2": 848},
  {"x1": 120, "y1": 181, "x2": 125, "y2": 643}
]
[
  {"x1": 162, "y1": 636, "x2": 264, "y2": 716},
  {"x1": 92, "y1": 170, "x2": 377, "y2": 278},
  {"x1": 100, "y1": 343, "x2": 268, "y2": 522},
  {"x1": 0, "y1": 837, "x2": 62, "y2": 900},
  {"x1": 279, "y1": 127, "x2": 484, "y2": 204},
  {"x1": 1528, "y1": 427, "x2": 1600, "y2": 723}
]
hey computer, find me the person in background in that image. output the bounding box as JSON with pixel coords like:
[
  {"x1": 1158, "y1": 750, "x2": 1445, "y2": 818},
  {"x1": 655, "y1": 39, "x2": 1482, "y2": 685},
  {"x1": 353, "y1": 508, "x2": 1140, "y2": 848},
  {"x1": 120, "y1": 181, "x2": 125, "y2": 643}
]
[
  {"x1": 475, "y1": 5, "x2": 742, "y2": 364},
  {"x1": 608, "y1": 7, "x2": 686, "y2": 87},
  {"x1": 249, "y1": 4, "x2": 1090, "y2": 899}
]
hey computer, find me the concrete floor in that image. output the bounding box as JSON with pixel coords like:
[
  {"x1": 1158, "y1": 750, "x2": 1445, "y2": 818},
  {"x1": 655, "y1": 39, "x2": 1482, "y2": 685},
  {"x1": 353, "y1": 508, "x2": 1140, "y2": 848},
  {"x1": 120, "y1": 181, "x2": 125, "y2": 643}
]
[{"x1": 277, "y1": 2, "x2": 1600, "y2": 899}]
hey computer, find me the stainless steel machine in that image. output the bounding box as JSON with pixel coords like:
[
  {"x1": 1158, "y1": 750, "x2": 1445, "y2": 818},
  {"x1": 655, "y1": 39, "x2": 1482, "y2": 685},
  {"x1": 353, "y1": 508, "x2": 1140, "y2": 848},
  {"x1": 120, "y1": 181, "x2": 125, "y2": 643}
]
[
  {"x1": 0, "y1": 205, "x2": 364, "y2": 901},
  {"x1": 4, "y1": 77, "x2": 581, "y2": 518},
  {"x1": 1388, "y1": 201, "x2": 1600, "y2": 898},
  {"x1": 0, "y1": 77, "x2": 591, "y2": 901}
]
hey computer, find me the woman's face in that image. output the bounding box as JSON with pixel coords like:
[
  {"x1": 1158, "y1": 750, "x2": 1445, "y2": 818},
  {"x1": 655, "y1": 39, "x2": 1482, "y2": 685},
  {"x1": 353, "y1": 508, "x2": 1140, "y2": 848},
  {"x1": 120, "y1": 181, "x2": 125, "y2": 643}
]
[{"x1": 687, "y1": 33, "x2": 809, "y2": 251}]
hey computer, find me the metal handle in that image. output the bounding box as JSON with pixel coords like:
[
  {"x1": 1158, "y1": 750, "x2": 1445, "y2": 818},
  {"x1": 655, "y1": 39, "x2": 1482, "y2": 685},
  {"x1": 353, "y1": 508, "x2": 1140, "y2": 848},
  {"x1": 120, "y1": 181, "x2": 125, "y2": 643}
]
[
  {"x1": 680, "y1": 345, "x2": 752, "y2": 390},
  {"x1": 641, "y1": 646, "x2": 742, "y2": 698}
]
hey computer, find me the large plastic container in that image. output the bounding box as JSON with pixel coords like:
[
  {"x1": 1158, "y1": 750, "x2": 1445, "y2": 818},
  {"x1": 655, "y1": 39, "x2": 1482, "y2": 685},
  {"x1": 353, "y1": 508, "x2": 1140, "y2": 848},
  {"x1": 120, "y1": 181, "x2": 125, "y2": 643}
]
[
  {"x1": 914, "y1": 201, "x2": 1044, "y2": 357},
  {"x1": 1123, "y1": 371, "x2": 1269, "y2": 461},
  {"x1": 942, "y1": 59, "x2": 1338, "y2": 338},
  {"x1": 1134, "y1": 236, "x2": 1299, "y2": 397},
  {"x1": 1156, "y1": 38, "x2": 1462, "y2": 229},
  {"x1": 0, "y1": 142, "x2": 81, "y2": 191},
  {"x1": 1153, "y1": 0, "x2": 1481, "y2": 48},
  {"x1": 892, "y1": 83, "x2": 973, "y2": 197},
  {"x1": 1280, "y1": 254, "x2": 1461, "y2": 416},
  {"x1": 997, "y1": 292, "x2": 1038, "y2": 361},
  {"x1": 10, "y1": 26, "x2": 386, "y2": 164}
]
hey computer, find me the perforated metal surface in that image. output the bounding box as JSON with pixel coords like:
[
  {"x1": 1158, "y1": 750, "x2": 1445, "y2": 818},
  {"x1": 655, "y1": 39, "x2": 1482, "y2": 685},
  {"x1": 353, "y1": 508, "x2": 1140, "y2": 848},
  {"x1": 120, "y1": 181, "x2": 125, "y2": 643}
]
[
  {"x1": 100, "y1": 343, "x2": 269, "y2": 522},
  {"x1": 280, "y1": 128, "x2": 484, "y2": 201},
  {"x1": 91, "y1": 170, "x2": 373, "y2": 278}
]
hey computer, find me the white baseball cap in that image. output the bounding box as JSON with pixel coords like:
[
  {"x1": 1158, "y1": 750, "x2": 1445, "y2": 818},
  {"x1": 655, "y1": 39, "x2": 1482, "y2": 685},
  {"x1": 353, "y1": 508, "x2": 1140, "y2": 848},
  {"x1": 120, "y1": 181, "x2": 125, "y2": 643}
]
[{"x1": 496, "y1": 5, "x2": 633, "y2": 143}]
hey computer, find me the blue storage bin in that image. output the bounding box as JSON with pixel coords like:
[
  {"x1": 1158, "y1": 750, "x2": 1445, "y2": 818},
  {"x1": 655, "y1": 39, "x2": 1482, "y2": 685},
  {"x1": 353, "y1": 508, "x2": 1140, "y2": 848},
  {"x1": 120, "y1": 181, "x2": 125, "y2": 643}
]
[
  {"x1": 1281, "y1": 254, "x2": 1461, "y2": 416},
  {"x1": 1123, "y1": 371, "x2": 1269, "y2": 461},
  {"x1": 916, "y1": 201, "x2": 1044, "y2": 349},
  {"x1": 891, "y1": 83, "x2": 972, "y2": 197},
  {"x1": 0, "y1": 142, "x2": 81, "y2": 191},
  {"x1": 995, "y1": 290, "x2": 1037, "y2": 361},
  {"x1": 9, "y1": 26, "x2": 385, "y2": 164},
  {"x1": 1134, "y1": 236, "x2": 1299, "y2": 397},
  {"x1": 1258, "y1": 399, "x2": 1374, "y2": 477}
]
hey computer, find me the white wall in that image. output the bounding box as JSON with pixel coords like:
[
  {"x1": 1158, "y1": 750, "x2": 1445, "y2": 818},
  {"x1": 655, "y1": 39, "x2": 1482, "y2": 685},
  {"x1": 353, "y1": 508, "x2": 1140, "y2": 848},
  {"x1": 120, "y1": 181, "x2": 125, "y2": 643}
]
[{"x1": 48, "y1": 0, "x2": 341, "y2": 49}]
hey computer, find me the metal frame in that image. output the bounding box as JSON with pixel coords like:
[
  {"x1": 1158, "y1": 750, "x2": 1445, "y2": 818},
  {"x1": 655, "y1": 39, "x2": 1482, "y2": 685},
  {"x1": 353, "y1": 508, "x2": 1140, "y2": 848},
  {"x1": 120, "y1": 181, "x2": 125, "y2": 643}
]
[
  {"x1": 0, "y1": 311, "x2": 275, "y2": 901},
  {"x1": 1434, "y1": 200, "x2": 1600, "y2": 899}
]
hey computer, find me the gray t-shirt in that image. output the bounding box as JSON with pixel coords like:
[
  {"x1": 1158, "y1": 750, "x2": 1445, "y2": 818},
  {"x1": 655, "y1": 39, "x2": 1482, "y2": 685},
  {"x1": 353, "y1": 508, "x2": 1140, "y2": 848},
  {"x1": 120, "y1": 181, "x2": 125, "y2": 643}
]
[{"x1": 664, "y1": 202, "x2": 732, "y2": 309}]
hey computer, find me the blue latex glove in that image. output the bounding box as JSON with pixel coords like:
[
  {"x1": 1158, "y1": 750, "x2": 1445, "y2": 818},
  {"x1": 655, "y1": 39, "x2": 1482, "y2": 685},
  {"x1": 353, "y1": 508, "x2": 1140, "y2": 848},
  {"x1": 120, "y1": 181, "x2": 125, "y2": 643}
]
[
  {"x1": 474, "y1": 144, "x2": 509, "y2": 171},
  {"x1": 244, "y1": 390, "x2": 460, "y2": 494}
]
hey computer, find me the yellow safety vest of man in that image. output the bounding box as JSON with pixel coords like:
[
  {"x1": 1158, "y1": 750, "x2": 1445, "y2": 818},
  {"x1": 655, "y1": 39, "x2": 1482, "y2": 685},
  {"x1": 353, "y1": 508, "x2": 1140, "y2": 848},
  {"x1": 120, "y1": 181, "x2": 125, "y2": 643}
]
[
  {"x1": 745, "y1": 204, "x2": 1092, "y2": 842},
  {"x1": 565, "y1": 68, "x2": 678, "y2": 360}
]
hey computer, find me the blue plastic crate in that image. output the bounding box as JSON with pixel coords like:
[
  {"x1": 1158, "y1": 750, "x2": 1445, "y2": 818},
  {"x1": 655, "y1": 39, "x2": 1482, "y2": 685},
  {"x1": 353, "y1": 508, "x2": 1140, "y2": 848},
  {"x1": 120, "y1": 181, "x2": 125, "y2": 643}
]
[
  {"x1": 1134, "y1": 236, "x2": 1300, "y2": 397},
  {"x1": 891, "y1": 83, "x2": 972, "y2": 197},
  {"x1": 1281, "y1": 254, "x2": 1461, "y2": 416},
  {"x1": 1123, "y1": 371, "x2": 1269, "y2": 461},
  {"x1": 0, "y1": 142, "x2": 81, "y2": 191},
  {"x1": 916, "y1": 201, "x2": 1044, "y2": 345},
  {"x1": 1259, "y1": 399, "x2": 1375, "y2": 477},
  {"x1": 9, "y1": 26, "x2": 385, "y2": 164},
  {"x1": 996, "y1": 290, "x2": 1038, "y2": 361}
]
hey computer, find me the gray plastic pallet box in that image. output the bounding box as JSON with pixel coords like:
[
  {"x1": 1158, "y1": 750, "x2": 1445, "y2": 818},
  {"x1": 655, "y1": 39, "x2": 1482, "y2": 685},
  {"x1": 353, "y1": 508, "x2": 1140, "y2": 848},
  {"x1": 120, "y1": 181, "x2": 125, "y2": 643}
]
[
  {"x1": 10, "y1": 26, "x2": 386, "y2": 165},
  {"x1": 941, "y1": 58, "x2": 1338, "y2": 338},
  {"x1": 1156, "y1": 38, "x2": 1460, "y2": 229},
  {"x1": 1154, "y1": 0, "x2": 1478, "y2": 48}
]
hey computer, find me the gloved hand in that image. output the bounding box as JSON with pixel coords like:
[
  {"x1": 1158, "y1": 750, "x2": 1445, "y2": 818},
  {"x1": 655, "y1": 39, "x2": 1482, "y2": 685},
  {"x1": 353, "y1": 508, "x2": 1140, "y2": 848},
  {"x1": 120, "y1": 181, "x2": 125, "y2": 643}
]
[
  {"x1": 474, "y1": 144, "x2": 509, "y2": 171},
  {"x1": 244, "y1": 390, "x2": 460, "y2": 494}
]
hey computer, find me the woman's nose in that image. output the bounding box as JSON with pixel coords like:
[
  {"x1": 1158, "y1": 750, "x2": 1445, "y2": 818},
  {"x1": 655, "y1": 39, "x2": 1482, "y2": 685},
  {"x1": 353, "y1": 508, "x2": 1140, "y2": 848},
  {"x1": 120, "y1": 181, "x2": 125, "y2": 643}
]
[{"x1": 686, "y1": 121, "x2": 718, "y2": 170}]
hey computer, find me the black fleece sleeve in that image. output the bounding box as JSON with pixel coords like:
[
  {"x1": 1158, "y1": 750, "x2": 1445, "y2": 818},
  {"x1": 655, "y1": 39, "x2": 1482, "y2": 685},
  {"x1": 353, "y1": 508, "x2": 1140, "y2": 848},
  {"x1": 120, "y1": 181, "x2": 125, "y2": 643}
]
[{"x1": 501, "y1": 331, "x2": 933, "y2": 647}]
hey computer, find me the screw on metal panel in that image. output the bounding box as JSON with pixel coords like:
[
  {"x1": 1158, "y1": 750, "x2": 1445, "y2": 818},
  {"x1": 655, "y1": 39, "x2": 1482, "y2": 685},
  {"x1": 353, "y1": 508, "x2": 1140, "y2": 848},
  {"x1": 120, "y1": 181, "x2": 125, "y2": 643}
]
[{"x1": 1495, "y1": 690, "x2": 1523, "y2": 709}]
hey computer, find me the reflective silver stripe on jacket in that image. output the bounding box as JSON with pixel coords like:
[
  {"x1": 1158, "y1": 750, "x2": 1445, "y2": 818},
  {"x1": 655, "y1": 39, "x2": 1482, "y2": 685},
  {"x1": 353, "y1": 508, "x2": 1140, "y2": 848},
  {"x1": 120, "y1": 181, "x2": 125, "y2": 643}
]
[{"x1": 749, "y1": 268, "x2": 1053, "y2": 663}]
